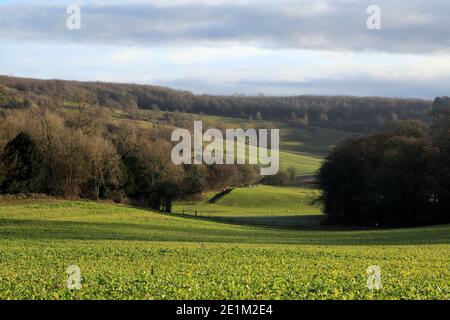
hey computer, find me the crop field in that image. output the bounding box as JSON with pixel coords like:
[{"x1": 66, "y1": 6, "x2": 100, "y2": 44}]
[{"x1": 0, "y1": 200, "x2": 448, "y2": 300}]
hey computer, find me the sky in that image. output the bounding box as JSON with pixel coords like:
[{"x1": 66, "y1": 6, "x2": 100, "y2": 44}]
[{"x1": 0, "y1": 0, "x2": 449, "y2": 98}]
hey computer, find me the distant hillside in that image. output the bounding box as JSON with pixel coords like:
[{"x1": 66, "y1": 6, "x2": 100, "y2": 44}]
[{"x1": 0, "y1": 75, "x2": 431, "y2": 133}]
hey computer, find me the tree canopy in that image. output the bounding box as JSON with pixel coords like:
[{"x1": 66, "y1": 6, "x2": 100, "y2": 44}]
[
  {"x1": 318, "y1": 97, "x2": 450, "y2": 226},
  {"x1": 1, "y1": 132, "x2": 44, "y2": 194}
]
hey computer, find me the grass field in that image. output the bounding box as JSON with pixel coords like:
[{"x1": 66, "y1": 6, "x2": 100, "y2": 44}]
[
  {"x1": 189, "y1": 113, "x2": 352, "y2": 175},
  {"x1": 0, "y1": 200, "x2": 448, "y2": 300},
  {"x1": 174, "y1": 185, "x2": 323, "y2": 227},
  {"x1": 203, "y1": 131, "x2": 322, "y2": 176},
  {"x1": 175, "y1": 186, "x2": 321, "y2": 215},
  {"x1": 198, "y1": 114, "x2": 357, "y2": 157}
]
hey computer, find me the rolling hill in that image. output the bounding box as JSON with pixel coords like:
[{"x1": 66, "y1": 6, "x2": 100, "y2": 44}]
[{"x1": 109, "y1": 110, "x2": 355, "y2": 176}]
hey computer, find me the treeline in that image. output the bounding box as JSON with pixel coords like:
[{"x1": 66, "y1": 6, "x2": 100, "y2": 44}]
[
  {"x1": 0, "y1": 76, "x2": 431, "y2": 133},
  {"x1": 318, "y1": 97, "x2": 450, "y2": 226},
  {"x1": 0, "y1": 109, "x2": 260, "y2": 212}
]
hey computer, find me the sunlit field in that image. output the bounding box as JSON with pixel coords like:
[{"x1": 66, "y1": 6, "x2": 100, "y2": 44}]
[{"x1": 0, "y1": 201, "x2": 448, "y2": 300}]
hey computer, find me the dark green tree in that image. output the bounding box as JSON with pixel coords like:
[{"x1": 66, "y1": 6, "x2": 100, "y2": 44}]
[
  {"x1": 1, "y1": 132, "x2": 44, "y2": 194},
  {"x1": 318, "y1": 121, "x2": 441, "y2": 226},
  {"x1": 431, "y1": 97, "x2": 450, "y2": 222}
]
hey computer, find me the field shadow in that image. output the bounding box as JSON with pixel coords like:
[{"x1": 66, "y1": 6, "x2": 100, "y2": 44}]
[
  {"x1": 1, "y1": 217, "x2": 449, "y2": 246},
  {"x1": 204, "y1": 215, "x2": 324, "y2": 228}
]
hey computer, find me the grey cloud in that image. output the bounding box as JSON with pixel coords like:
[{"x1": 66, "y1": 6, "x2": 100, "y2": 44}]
[{"x1": 0, "y1": 1, "x2": 449, "y2": 53}]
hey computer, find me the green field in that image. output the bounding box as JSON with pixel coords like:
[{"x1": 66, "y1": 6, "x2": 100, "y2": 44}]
[
  {"x1": 190, "y1": 114, "x2": 354, "y2": 175},
  {"x1": 175, "y1": 186, "x2": 321, "y2": 215},
  {"x1": 198, "y1": 114, "x2": 357, "y2": 156},
  {"x1": 0, "y1": 200, "x2": 448, "y2": 300},
  {"x1": 173, "y1": 185, "x2": 323, "y2": 227}
]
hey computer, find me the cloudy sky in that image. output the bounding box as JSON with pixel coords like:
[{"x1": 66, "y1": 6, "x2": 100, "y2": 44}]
[{"x1": 0, "y1": 0, "x2": 449, "y2": 98}]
